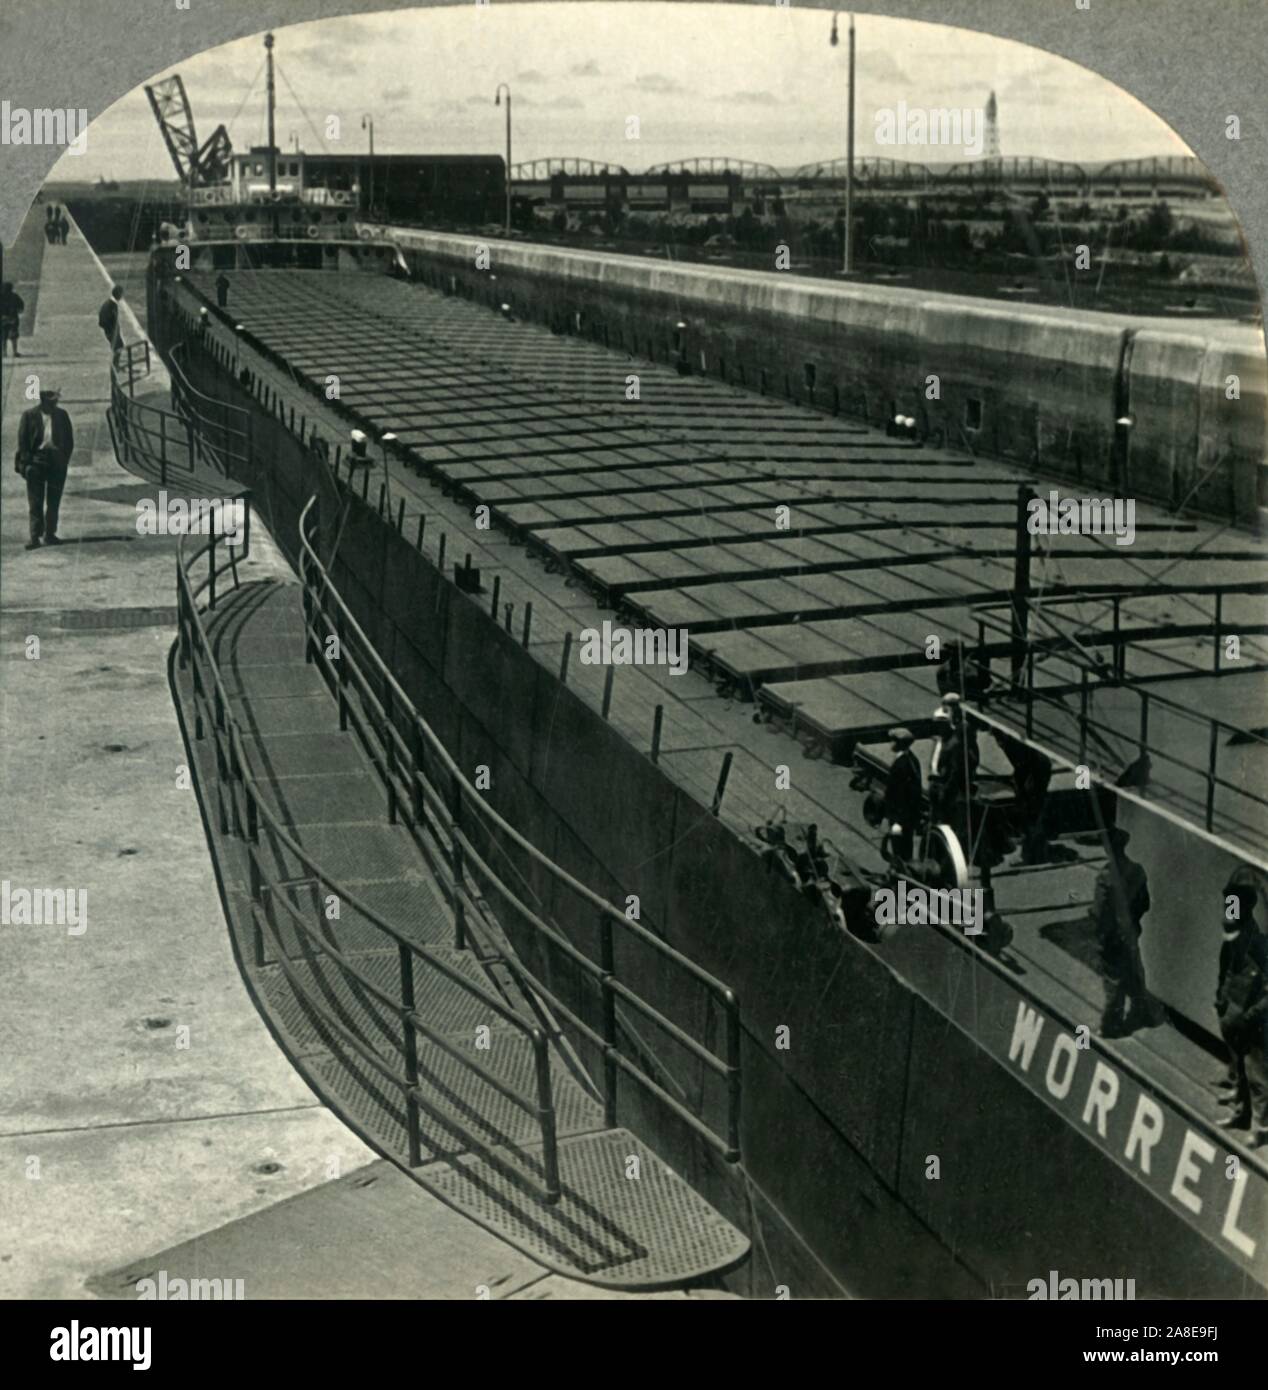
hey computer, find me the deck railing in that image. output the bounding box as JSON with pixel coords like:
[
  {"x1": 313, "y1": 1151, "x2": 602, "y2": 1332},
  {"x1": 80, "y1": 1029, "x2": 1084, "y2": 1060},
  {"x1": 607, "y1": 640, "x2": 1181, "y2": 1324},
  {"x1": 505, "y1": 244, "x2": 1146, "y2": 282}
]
[
  {"x1": 297, "y1": 496, "x2": 743, "y2": 1165},
  {"x1": 176, "y1": 503, "x2": 565, "y2": 1202}
]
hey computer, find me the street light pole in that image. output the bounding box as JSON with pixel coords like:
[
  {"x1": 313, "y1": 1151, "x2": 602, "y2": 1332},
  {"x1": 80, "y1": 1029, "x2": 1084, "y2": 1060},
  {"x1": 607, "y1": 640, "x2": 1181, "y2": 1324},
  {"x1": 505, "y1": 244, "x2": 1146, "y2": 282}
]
[
  {"x1": 830, "y1": 12, "x2": 856, "y2": 275},
  {"x1": 495, "y1": 84, "x2": 512, "y2": 235},
  {"x1": 361, "y1": 114, "x2": 375, "y2": 215}
]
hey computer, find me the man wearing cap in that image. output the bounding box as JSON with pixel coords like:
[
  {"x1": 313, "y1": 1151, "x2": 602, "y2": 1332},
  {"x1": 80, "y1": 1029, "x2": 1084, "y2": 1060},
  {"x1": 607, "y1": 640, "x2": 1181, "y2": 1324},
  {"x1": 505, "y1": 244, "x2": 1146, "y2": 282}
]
[
  {"x1": 1215, "y1": 878, "x2": 1268, "y2": 1143},
  {"x1": 16, "y1": 388, "x2": 75, "y2": 549},
  {"x1": 882, "y1": 727, "x2": 922, "y2": 862},
  {"x1": 1090, "y1": 826, "x2": 1161, "y2": 1038}
]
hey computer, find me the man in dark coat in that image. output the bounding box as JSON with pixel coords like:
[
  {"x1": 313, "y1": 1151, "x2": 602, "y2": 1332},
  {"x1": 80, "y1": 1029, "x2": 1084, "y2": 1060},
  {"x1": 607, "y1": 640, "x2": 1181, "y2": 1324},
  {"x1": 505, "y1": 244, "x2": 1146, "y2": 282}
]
[
  {"x1": 882, "y1": 726, "x2": 923, "y2": 862},
  {"x1": 1215, "y1": 878, "x2": 1268, "y2": 1145},
  {"x1": 0, "y1": 281, "x2": 24, "y2": 357},
  {"x1": 215, "y1": 272, "x2": 231, "y2": 308},
  {"x1": 97, "y1": 285, "x2": 124, "y2": 364},
  {"x1": 16, "y1": 388, "x2": 75, "y2": 549},
  {"x1": 1091, "y1": 826, "x2": 1161, "y2": 1038}
]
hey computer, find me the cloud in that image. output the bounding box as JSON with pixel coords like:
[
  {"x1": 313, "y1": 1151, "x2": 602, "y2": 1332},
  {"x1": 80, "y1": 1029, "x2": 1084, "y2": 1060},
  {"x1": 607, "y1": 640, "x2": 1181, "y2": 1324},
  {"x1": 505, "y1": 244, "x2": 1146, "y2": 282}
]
[
  {"x1": 858, "y1": 51, "x2": 910, "y2": 85},
  {"x1": 464, "y1": 95, "x2": 489, "y2": 107},
  {"x1": 714, "y1": 90, "x2": 781, "y2": 107},
  {"x1": 381, "y1": 85, "x2": 410, "y2": 103},
  {"x1": 631, "y1": 74, "x2": 684, "y2": 95},
  {"x1": 568, "y1": 59, "x2": 602, "y2": 78},
  {"x1": 515, "y1": 69, "x2": 549, "y2": 84},
  {"x1": 536, "y1": 95, "x2": 584, "y2": 110}
]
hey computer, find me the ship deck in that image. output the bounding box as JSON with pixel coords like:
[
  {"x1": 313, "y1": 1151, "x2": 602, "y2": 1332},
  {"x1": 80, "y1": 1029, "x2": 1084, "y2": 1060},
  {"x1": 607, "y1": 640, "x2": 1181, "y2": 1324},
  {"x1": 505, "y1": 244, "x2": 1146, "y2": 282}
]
[{"x1": 173, "y1": 263, "x2": 1268, "y2": 1185}]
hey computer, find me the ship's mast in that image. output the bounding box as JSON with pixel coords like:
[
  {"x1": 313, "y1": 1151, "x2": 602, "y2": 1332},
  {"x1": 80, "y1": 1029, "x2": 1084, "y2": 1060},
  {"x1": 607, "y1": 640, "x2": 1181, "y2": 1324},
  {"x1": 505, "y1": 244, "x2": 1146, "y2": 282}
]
[{"x1": 265, "y1": 31, "x2": 278, "y2": 241}]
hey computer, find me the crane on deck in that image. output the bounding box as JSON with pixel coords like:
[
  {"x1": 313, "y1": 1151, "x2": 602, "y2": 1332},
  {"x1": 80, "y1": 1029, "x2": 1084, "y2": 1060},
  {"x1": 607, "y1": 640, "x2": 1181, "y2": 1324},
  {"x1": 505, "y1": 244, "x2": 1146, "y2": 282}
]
[{"x1": 144, "y1": 74, "x2": 232, "y2": 190}]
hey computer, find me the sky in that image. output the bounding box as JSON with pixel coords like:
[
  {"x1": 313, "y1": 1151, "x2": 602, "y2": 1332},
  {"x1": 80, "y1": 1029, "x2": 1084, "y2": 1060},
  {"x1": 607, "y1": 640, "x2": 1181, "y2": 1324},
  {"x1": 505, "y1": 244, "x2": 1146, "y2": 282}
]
[{"x1": 50, "y1": 3, "x2": 1191, "y2": 184}]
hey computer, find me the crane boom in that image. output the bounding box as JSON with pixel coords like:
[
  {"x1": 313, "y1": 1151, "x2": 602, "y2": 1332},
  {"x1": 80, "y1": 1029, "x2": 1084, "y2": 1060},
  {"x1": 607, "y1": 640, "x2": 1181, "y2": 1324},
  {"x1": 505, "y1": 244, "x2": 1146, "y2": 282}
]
[{"x1": 145, "y1": 74, "x2": 232, "y2": 188}]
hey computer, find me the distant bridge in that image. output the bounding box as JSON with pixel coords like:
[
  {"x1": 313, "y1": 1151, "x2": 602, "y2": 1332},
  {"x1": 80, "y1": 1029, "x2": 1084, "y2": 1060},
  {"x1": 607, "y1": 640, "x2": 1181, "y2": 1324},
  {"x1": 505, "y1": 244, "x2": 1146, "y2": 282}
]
[
  {"x1": 511, "y1": 158, "x2": 629, "y2": 180},
  {"x1": 644, "y1": 157, "x2": 784, "y2": 180}
]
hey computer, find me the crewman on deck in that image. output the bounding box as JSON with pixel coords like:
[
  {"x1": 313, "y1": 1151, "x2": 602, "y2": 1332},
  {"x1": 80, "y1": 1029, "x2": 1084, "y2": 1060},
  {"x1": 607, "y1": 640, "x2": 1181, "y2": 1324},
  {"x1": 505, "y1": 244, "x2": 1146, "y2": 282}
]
[
  {"x1": 928, "y1": 694, "x2": 977, "y2": 848},
  {"x1": 992, "y1": 727, "x2": 1054, "y2": 864},
  {"x1": 882, "y1": 727, "x2": 922, "y2": 863},
  {"x1": 215, "y1": 273, "x2": 231, "y2": 308},
  {"x1": 97, "y1": 285, "x2": 124, "y2": 364},
  {"x1": 1091, "y1": 827, "x2": 1162, "y2": 1038},
  {"x1": 16, "y1": 387, "x2": 75, "y2": 549},
  {"x1": 1215, "y1": 876, "x2": 1268, "y2": 1144}
]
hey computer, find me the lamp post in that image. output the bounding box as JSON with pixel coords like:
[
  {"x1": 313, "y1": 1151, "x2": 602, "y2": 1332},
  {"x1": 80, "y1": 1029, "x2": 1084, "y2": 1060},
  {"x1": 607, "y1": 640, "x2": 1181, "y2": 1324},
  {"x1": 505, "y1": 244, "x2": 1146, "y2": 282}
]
[
  {"x1": 829, "y1": 12, "x2": 856, "y2": 276},
  {"x1": 361, "y1": 114, "x2": 375, "y2": 215},
  {"x1": 494, "y1": 84, "x2": 512, "y2": 235},
  {"x1": 381, "y1": 431, "x2": 397, "y2": 516}
]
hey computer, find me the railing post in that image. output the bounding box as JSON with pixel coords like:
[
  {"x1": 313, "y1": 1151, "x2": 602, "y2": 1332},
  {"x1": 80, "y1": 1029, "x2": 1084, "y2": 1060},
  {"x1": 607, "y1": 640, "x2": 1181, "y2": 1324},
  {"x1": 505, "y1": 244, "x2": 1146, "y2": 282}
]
[
  {"x1": 208, "y1": 528, "x2": 218, "y2": 611},
  {"x1": 651, "y1": 704, "x2": 664, "y2": 764},
  {"x1": 159, "y1": 410, "x2": 167, "y2": 488},
  {"x1": 725, "y1": 995, "x2": 742, "y2": 1163},
  {"x1": 1024, "y1": 648, "x2": 1035, "y2": 738},
  {"x1": 1078, "y1": 669, "x2": 1089, "y2": 764},
  {"x1": 249, "y1": 852, "x2": 265, "y2": 967},
  {"x1": 385, "y1": 683, "x2": 398, "y2": 825},
  {"x1": 1213, "y1": 591, "x2": 1222, "y2": 675},
  {"x1": 521, "y1": 601, "x2": 532, "y2": 647},
  {"x1": 1138, "y1": 688, "x2": 1150, "y2": 757},
  {"x1": 398, "y1": 943, "x2": 422, "y2": 1167},
  {"x1": 302, "y1": 576, "x2": 313, "y2": 664},
  {"x1": 532, "y1": 1031, "x2": 561, "y2": 1203},
  {"x1": 337, "y1": 610, "x2": 349, "y2": 730},
  {"x1": 1206, "y1": 721, "x2": 1219, "y2": 831},
  {"x1": 559, "y1": 631, "x2": 572, "y2": 686},
  {"x1": 1112, "y1": 595, "x2": 1122, "y2": 681},
  {"x1": 599, "y1": 912, "x2": 618, "y2": 1128},
  {"x1": 449, "y1": 768, "x2": 468, "y2": 951}
]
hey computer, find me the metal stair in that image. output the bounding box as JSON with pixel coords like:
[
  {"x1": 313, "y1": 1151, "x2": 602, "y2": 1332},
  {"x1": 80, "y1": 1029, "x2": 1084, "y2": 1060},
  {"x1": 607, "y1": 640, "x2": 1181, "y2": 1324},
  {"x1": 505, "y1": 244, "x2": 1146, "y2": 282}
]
[{"x1": 172, "y1": 570, "x2": 750, "y2": 1290}]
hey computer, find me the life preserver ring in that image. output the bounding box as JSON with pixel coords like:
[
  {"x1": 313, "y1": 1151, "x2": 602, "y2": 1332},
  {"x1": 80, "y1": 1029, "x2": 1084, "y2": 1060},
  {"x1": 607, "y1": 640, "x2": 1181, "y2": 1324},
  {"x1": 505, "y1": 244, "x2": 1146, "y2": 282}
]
[
  {"x1": 358, "y1": 226, "x2": 373, "y2": 240},
  {"x1": 306, "y1": 224, "x2": 320, "y2": 239},
  {"x1": 234, "y1": 225, "x2": 250, "y2": 240}
]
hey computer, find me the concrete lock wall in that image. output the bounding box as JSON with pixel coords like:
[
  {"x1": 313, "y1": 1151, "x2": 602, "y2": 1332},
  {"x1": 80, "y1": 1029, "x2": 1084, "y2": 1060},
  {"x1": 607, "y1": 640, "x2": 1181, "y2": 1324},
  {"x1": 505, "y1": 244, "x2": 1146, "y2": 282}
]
[
  {"x1": 394, "y1": 228, "x2": 1266, "y2": 525},
  {"x1": 156, "y1": 289, "x2": 1265, "y2": 1298}
]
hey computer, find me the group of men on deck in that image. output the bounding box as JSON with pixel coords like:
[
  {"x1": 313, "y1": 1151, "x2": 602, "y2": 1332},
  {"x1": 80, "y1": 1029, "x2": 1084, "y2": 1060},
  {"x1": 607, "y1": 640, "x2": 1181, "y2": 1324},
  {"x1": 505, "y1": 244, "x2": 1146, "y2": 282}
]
[{"x1": 877, "y1": 653, "x2": 1268, "y2": 1145}]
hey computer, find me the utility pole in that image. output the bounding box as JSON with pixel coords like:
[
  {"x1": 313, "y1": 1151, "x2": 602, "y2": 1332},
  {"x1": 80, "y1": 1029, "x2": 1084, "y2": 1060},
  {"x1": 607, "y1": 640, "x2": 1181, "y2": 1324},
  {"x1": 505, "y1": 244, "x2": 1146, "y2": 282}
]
[
  {"x1": 829, "y1": 13, "x2": 856, "y2": 275},
  {"x1": 846, "y1": 14, "x2": 855, "y2": 275},
  {"x1": 495, "y1": 84, "x2": 512, "y2": 235}
]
